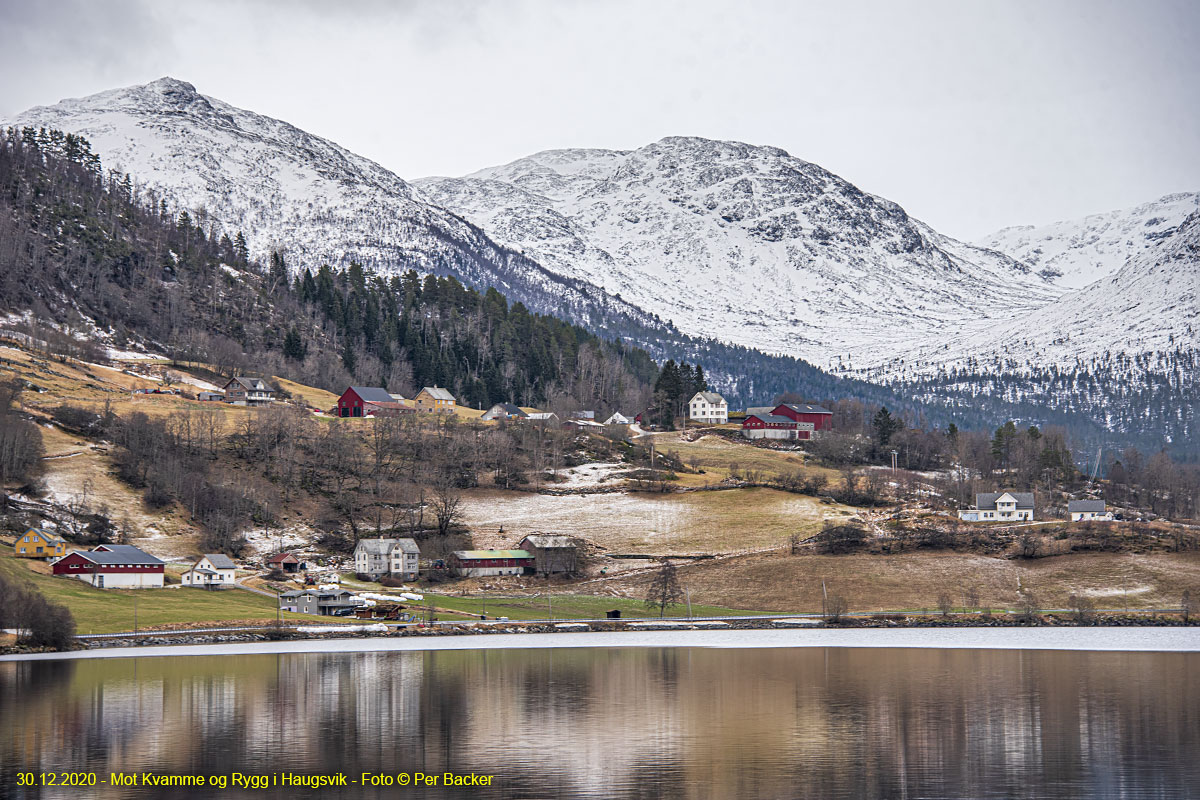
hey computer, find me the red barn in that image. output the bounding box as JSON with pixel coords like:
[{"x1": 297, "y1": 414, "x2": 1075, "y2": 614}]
[
  {"x1": 53, "y1": 544, "x2": 165, "y2": 588},
  {"x1": 772, "y1": 403, "x2": 833, "y2": 432},
  {"x1": 336, "y1": 386, "x2": 407, "y2": 418}
]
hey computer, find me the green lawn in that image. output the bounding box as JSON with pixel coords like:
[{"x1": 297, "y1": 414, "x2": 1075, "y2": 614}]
[
  {"x1": 425, "y1": 592, "x2": 764, "y2": 620},
  {"x1": 0, "y1": 545, "x2": 318, "y2": 634}
]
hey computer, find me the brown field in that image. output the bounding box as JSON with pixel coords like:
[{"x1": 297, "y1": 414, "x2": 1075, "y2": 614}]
[
  {"x1": 634, "y1": 550, "x2": 1200, "y2": 614},
  {"x1": 645, "y1": 431, "x2": 840, "y2": 486},
  {"x1": 460, "y1": 486, "x2": 858, "y2": 553}
]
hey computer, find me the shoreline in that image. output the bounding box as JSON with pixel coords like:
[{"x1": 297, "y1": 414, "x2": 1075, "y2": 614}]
[{"x1": 2, "y1": 624, "x2": 1198, "y2": 662}]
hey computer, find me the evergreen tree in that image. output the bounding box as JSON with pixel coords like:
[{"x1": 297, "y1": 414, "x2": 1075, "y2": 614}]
[
  {"x1": 341, "y1": 340, "x2": 357, "y2": 375},
  {"x1": 283, "y1": 327, "x2": 307, "y2": 361},
  {"x1": 872, "y1": 406, "x2": 903, "y2": 448}
]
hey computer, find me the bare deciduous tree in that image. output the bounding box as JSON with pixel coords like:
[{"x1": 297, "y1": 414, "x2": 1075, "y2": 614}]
[{"x1": 645, "y1": 558, "x2": 684, "y2": 618}]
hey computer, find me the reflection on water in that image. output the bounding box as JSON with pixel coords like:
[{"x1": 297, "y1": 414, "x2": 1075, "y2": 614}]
[{"x1": 1, "y1": 648, "x2": 1197, "y2": 798}]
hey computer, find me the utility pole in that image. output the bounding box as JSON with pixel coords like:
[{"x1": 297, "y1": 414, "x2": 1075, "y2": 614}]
[
  {"x1": 821, "y1": 580, "x2": 828, "y2": 619},
  {"x1": 133, "y1": 593, "x2": 138, "y2": 635},
  {"x1": 686, "y1": 587, "x2": 693, "y2": 621},
  {"x1": 548, "y1": 594, "x2": 553, "y2": 622}
]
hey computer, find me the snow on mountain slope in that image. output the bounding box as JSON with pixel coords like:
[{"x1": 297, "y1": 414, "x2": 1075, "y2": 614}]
[
  {"x1": 3, "y1": 77, "x2": 662, "y2": 334},
  {"x1": 871, "y1": 210, "x2": 1200, "y2": 379},
  {"x1": 977, "y1": 193, "x2": 1200, "y2": 289},
  {"x1": 417, "y1": 137, "x2": 1060, "y2": 369}
]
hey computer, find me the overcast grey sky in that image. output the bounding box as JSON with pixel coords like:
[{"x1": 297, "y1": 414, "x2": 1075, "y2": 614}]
[{"x1": 2, "y1": 0, "x2": 1197, "y2": 239}]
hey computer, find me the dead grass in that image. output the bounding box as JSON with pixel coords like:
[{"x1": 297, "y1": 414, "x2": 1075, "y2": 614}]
[
  {"x1": 461, "y1": 486, "x2": 857, "y2": 553},
  {"x1": 647, "y1": 431, "x2": 840, "y2": 485},
  {"x1": 660, "y1": 550, "x2": 1200, "y2": 614}
]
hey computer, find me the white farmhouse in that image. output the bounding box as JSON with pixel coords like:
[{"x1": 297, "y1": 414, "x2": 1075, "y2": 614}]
[
  {"x1": 688, "y1": 392, "x2": 728, "y2": 425},
  {"x1": 181, "y1": 554, "x2": 237, "y2": 588},
  {"x1": 354, "y1": 538, "x2": 420, "y2": 581},
  {"x1": 1068, "y1": 500, "x2": 1113, "y2": 522},
  {"x1": 958, "y1": 491, "x2": 1035, "y2": 522}
]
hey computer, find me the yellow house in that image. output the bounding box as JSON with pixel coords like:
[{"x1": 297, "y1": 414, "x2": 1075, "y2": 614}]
[
  {"x1": 415, "y1": 386, "x2": 456, "y2": 413},
  {"x1": 15, "y1": 528, "x2": 68, "y2": 559}
]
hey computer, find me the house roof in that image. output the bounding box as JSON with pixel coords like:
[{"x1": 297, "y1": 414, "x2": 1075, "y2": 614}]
[
  {"x1": 483, "y1": 402, "x2": 527, "y2": 418},
  {"x1": 420, "y1": 386, "x2": 455, "y2": 401},
  {"x1": 200, "y1": 553, "x2": 236, "y2": 569},
  {"x1": 519, "y1": 535, "x2": 575, "y2": 549},
  {"x1": 26, "y1": 527, "x2": 64, "y2": 543},
  {"x1": 525, "y1": 412, "x2": 558, "y2": 421},
  {"x1": 349, "y1": 386, "x2": 394, "y2": 403},
  {"x1": 226, "y1": 376, "x2": 270, "y2": 391},
  {"x1": 746, "y1": 406, "x2": 775, "y2": 417},
  {"x1": 266, "y1": 552, "x2": 299, "y2": 564},
  {"x1": 779, "y1": 402, "x2": 832, "y2": 415},
  {"x1": 453, "y1": 550, "x2": 532, "y2": 560},
  {"x1": 692, "y1": 392, "x2": 726, "y2": 404},
  {"x1": 1068, "y1": 500, "x2": 1107, "y2": 513},
  {"x1": 393, "y1": 538, "x2": 420, "y2": 555},
  {"x1": 975, "y1": 492, "x2": 1035, "y2": 510},
  {"x1": 603, "y1": 412, "x2": 631, "y2": 424},
  {"x1": 572, "y1": 410, "x2": 596, "y2": 419},
  {"x1": 357, "y1": 538, "x2": 397, "y2": 555},
  {"x1": 76, "y1": 545, "x2": 164, "y2": 566}
]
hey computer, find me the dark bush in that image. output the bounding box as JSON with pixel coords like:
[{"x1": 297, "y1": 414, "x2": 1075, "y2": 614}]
[
  {"x1": 814, "y1": 522, "x2": 869, "y2": 554},
  {"x1": 379, "y1": 576, "x2": 407, "y2": 588},
  {"x1": 355, "y1": 572, "x2": 374, "y2": 583},
  {"x1": 143, "y1": 479, "x2": 173, "y2": 508}
]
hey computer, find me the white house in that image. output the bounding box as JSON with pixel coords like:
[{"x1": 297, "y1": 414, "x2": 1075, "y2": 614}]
[
  {"x1": 688, "y1": 392, "x2": 728, "y2": 424},
  {"x1": 1068, "y1": 500, "x2": 1113, "y2": 522},
  {"x1": 958, "y1": 491, "x2": 1035, "y2": 522},
  {"x1": 354, "y1": 538, "x2": 420, "y2": 581},
  {"x1": 603, "y1": 412, "x2": 632, "y2": 425},
  {"x1": 181, "y1": 553, "x2": 237, "y2": 588}
]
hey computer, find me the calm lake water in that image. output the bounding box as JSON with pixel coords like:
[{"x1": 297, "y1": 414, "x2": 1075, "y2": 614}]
[{"x1": 2, "y1": 633, "x2": 1198, "y2": 799}]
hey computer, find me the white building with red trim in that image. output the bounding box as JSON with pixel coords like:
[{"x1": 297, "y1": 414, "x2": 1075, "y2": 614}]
[{"x1": 52, "y1": 544, "x2": 165, "y2": 588}]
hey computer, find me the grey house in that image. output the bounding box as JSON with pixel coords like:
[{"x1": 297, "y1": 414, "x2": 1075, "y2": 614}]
[{"x1": 278, "y1": 588, "x2": 361, "y2": 616}]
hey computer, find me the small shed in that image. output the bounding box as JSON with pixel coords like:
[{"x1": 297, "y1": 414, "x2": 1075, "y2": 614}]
[{"x1": 266, "y1": 552, "x2": 302, "y2": 573}]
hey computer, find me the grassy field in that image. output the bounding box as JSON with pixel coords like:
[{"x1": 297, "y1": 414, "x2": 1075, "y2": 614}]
[
  {"x1": 424, "y1": 592, "x2": 764, "y2": 620},
  {"x1": 0, "y1": 545, "x2": 321, "y2": 634}
]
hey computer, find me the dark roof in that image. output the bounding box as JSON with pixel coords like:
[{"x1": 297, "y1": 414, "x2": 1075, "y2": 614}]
[
  {"x1": 745, "y1": 413, "x2": 796, "y2": 425},
  {"x1": 225, "y1": 376, "x2": 271, "y2": 391},
  {"x1": 349, "y1": 386, "x2": 395, "y2": 403},
  {"x1": 267, "y1": 552, "x2": 299, "y2": 563},
  {"x1": 483, "y1": 402, "x2": 527, "y2": 419},
  {"x1": 975, "y1": 492, "x2": 1035, "y2": 510},
  {"x1": 1068, "y1": 500, "x2": 1107, "y2": 512},
  {"x1": 77, "y1": 545, "x2": 164, "y2": 566},
  {"x1": 200, "y1": 553, "x2": 236, "y2": 569},
  {"x1": 779, "y1": 403, "x2": 832, "y2": 415}
]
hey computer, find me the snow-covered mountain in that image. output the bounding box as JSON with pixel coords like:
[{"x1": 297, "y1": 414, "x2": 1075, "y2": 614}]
[
  {"x1": 977, "y1": 192, "x2": 1200, "y2": 289},
  {"x1": 416, "y1": 138, "x2": 1060, "y2": 369},
  {"x1": 867, "y1": 208, "x2": 1200, "y2": 381},
  {"x1": 2, "y1": 77, "x2": 663, "y2": 335}
]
